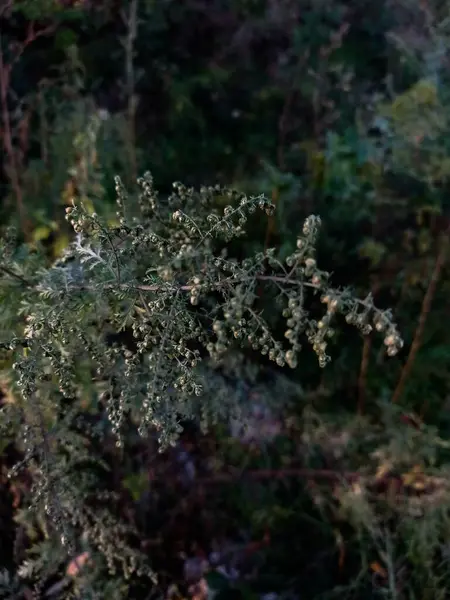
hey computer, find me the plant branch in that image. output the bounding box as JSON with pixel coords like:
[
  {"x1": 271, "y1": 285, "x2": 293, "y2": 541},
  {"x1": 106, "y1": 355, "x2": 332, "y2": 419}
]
[
  {"x1": 0, "y1": 264, "x2": 31, "y2": 286},
  {"x1": 44, "y1": 272, "x2": 391, "y2": 325}
]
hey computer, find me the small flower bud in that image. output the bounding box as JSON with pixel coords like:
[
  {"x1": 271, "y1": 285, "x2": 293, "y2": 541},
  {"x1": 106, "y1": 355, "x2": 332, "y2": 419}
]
[{"x1": 384, "y1": 334, "x2": 396, "y2": 346}]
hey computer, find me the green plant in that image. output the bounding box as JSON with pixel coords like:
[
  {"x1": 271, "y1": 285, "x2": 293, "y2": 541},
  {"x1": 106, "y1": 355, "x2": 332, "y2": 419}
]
[
  {"x1": 0, "y1": 172, "x2": 401, "y2": 595},
  {"x1": 6, "y1": 1, "x2": 450, "y2": 598}
]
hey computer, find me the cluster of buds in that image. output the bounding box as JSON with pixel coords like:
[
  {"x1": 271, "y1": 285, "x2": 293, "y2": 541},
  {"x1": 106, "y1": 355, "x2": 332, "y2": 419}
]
[
  {"x1": 383, "y1": 328, "x2": 404, "y2": 356},
  {"x1": 320, "y1": 293, "x2": 340, "y2": 314},
  {"x1": 282, "y1": 296, "x2": 305, "y2": 368},
  {"x1": 171, "y1": 181, "x2": 195, "y2": 203},
  {"x1": 172, "y1": 210, "x2": 184, "y2": 223},
  {"x1": 189, "y1": 275, "x2": 204, "y2": 305},
  {"x1": 65, "y1": 204, "x2": 97, "y2": 234},
  {"x1": 208, "y1": 319, "x2": 229, "y2": 356},
  {"x1": 65, "y1": 205, "x2": 80, "y2": 230},
  {"x1": 307, "y1": 327, "x2": 332, "y2": 368},
  {"x1": 302, "y1": 215, "x2": 322, "y2": 238},
  {"x1": 373, "y1": 311, "x2": 404, "y2": 355},
  {"x1": 173, "y1": 371, "x2": 203, "y2": 396},
  {"x1": 157, "y1": 266, "x2": 173, "y2": 282},
  {"x1": 257, "y1": 198, "x2": 276, "y2": 216},
  {"x1": 284, "y1": 349, "x2": 298, "y2": 369},
  {"x1": 137, "y1": 171, "x2": 158, "y2": 219},
  {"x1": 345, "y1": 311, "x2": 373, "y2": 335}
]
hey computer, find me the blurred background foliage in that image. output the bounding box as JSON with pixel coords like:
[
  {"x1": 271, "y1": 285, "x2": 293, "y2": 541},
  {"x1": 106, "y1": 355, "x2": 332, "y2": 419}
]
[{"x1": 2, "y1": 0, "x2": 450, "y2": 598}]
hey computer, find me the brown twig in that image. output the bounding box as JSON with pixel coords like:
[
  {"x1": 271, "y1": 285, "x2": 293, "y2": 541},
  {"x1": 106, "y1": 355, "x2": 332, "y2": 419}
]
[
  {"x1": 0, "y1": 41, "x2": 27, "y2": 235},
  {"x1": 258, "y1": 88, "x2": 296, "y2": 296},
  {"x1": 195, "y1": 467, "x2": 360, "y2": 485},
  {"x1": 38, "y1": 85, "x2": 49, "y2": 166},
  {"x1": 121, "y1": 0, "x2": 139, "y2": 185},
  {"x1": 0, "y1": 20, "x2": 55, "y2": 239},
  {"x1": 262, "y1": 187, "x2": 279, "y2": 254},
  {"x1": 357, "y1": 279, "x2": 379, "y2": 414},
  {"x1": 0, "y1": 264, "x2": 31, "y2": 286},
  {"x1": 357, "y1": 335, "x2": 372, "y2": 415},
  {"x1": 391, "y1": 227, "x2": 450, "y2": 404},
  {"x1": 276, "y1": 89, "x2": 295, "y2": 173},
  {"x1": 0, "y1": 0, "x2": 13, "y2": 18}
]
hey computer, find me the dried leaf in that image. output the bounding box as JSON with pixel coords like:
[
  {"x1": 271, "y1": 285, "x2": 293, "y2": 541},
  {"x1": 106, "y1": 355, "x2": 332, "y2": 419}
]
[{"x1": 66, "y1": 551, "x2": 90, "y2": 577}]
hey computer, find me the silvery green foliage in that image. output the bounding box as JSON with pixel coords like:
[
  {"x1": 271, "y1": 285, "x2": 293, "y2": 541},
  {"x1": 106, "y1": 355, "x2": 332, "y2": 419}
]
[
  {"x1": 0, "y1": 569, "x2": 23, "y2": 599},
  {"x1": 0, "y1": 172, "x2": 402, "y2": 587}
]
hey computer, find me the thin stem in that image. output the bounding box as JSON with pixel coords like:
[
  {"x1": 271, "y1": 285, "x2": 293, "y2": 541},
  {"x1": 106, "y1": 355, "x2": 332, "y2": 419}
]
[
  {"x1": 358, "y1": 282, "x2": 379, "y2": 414},
  {"x1": 0, "y1": 36, "x2": 27, "y2": 236},
  {"x1": 188, "y1": 467, "x2": 360, "y2": 485},
  {"x1": 0, "y1": 21, "x2": 54, "y2": 238},
  {"x1": 384, "y1": 528, "x2": 398, "y2": 600},
  {"x1": 102, "y1": 226, "x2": 122, "y2": 284},
  {"x1": 357, "y1": 336, "x2": 372, "y2": 416},
  {"x1": 65, "y1": 272, "x2": 388, "y2": 324},
  {"x1": 122, "y1": 0, "x2": 138, "y2": 184},
  {"x1": 392, "y1": 227, "x2": 449, "y2": 404},
  {"x1": 0, "y1": 264, "x2": 31, "y2": 286}
]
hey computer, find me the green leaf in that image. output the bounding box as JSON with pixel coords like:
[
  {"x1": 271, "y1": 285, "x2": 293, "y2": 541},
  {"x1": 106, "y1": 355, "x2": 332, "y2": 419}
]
[{"x1": 54, "y1": 28, "x2": 78, "y2": 52}]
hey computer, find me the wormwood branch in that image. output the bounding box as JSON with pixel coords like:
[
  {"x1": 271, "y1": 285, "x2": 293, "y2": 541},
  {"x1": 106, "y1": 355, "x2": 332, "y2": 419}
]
[
  {"x1": 0, "y1": 173, "x2": 403, "y2": 587},
  {"x1": 117, "y1": 275, "x2": 390, "y2": 321}
]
